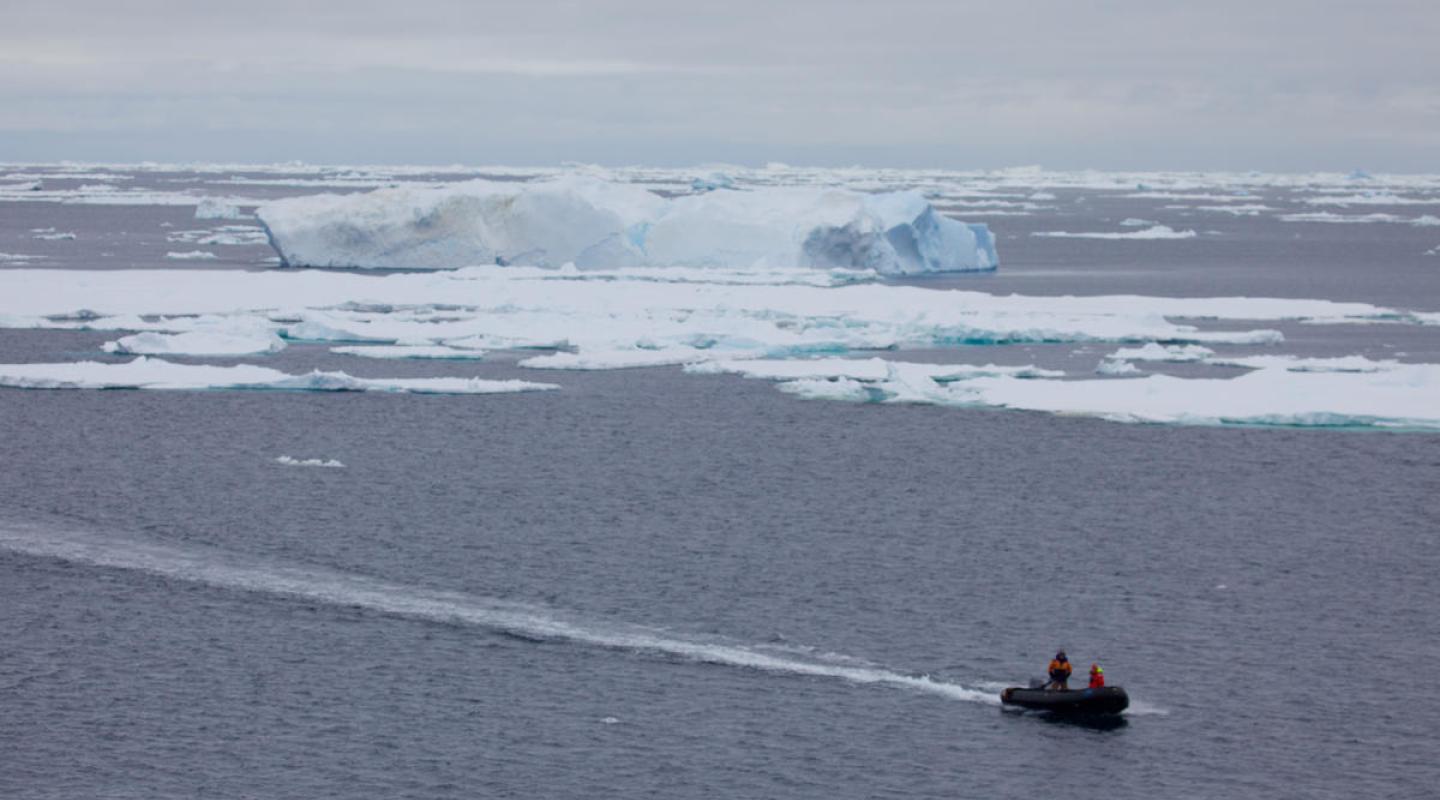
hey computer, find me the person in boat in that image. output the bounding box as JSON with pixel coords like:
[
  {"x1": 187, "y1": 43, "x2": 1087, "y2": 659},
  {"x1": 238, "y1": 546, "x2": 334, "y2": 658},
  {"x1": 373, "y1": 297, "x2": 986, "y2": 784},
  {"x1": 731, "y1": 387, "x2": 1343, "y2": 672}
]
[
  {"x1": 1089, "y1": 663, "x2": 1104, "y2": 689},
  {"x1": 1046, "y1": 650, "x2": 1072, "y2": 690}
]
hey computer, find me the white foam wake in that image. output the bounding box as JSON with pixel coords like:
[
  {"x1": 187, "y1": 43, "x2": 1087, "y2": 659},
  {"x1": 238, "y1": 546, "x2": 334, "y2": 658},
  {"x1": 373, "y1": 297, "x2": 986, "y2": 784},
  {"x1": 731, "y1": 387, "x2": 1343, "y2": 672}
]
[{"x1": 0, "y1": 523, "x2": 996, "y2": 706}]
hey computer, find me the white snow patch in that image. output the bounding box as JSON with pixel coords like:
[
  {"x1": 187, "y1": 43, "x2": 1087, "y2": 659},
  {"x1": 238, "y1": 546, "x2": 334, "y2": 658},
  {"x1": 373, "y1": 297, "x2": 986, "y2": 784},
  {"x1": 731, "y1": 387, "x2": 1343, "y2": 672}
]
[{"x1": 166, "y1": 250, "x2": 218, "y2": 260}]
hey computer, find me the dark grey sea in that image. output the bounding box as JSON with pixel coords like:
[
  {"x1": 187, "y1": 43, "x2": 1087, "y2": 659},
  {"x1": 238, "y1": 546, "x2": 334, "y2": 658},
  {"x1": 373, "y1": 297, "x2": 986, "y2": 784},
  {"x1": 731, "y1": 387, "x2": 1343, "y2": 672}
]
[{"x1": 1, "y1": 167, "x2": 1438, "y2": 799}]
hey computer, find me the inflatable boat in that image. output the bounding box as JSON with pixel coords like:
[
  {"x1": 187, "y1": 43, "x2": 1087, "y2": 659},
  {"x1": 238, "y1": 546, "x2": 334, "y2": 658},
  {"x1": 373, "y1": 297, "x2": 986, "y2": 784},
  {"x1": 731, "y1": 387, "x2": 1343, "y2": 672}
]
[{"x1": 1000, "y1": 685, "x2": 1129, "y2": 716}]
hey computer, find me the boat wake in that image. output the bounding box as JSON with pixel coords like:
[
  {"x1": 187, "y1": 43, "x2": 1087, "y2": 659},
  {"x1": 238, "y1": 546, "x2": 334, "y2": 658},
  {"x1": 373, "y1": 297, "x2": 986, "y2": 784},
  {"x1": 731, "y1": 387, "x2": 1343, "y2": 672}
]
[{"x1": 0, "y1": 522, "x2": 997, "y2": 706}]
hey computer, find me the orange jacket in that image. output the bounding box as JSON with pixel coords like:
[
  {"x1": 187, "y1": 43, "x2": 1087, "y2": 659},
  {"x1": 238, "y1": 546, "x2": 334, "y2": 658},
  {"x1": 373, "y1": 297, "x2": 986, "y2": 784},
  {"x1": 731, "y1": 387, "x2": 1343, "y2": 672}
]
[{"x1": 1048, "y1": 659, "x2": 1072, "y2": 680}]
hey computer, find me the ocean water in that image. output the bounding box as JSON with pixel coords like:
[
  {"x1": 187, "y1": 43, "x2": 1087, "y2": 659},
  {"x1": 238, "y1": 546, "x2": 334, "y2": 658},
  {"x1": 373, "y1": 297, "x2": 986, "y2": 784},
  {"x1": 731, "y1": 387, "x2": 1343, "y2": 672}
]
[{"x1": 1, "y1": 167, "x2": 1438, "y2": 799}]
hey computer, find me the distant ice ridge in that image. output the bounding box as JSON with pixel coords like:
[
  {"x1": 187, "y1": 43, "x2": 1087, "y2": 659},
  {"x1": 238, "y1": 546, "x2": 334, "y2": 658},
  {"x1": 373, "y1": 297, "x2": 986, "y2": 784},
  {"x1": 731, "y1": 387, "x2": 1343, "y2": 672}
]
[
  {"x1": 0, "y1": 357, "x2": 557, "y2": 395},
  {"x1": 256, "y1": 176, "x2": 999, "y2": 274}
]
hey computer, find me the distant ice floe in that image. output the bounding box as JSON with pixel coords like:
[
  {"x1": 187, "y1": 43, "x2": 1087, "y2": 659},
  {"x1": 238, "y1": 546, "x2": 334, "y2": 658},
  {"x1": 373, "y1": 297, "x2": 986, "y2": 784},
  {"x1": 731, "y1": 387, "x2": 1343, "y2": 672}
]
[
  {"x1": 1095, "y1": 359, "x2": 1142, "y2": 376},
  {"x1": 103, "y1": 327, "x2": 287, "y2": 356},
  {"x1": 0, "y1": 357, "x2": 557, "y2": 394},
  {"x1": 1299, "y1": 194, "x2": 1440, "y2": 207},
  {"x1": 165, "y1": 250, "x2": 219, "y2": 260},
  {"x1": 32, "y1": 229, "x2": 76, "y2": 241},
  {"x1": 0, "y1": 253, "x2": 45, "y2": 263},
  {"x1": 1194, "y1": 204, "x2": 1273, "y2": 216},
  {"x1": 1106, "y1": 343, "x2": 1215, "y2": 362},
  {"x1": 760, "y1": 357, "x2": 1440, "y2": 430},
  {"x1": 167, "y1": 226, "x2": 269, "y2": 246},
  {"x1": 1031, "y1": 225, "x2": 1196, "y2": 240},
  {"x1": 195, "y1": 198, "x2": 249, "y2": 220},
  {"x1": 332, "y1": 345, "x2": 486, "y2": 360},
  {"x1": 276, "y1": 455, "x2": 345, "y2": 468},
  {"x1": 256, "y1": 176, "x2": 998, "y2": 274},
  {"x1": 1278, "y1": 212, "x2": 1440, "y2": 226}
]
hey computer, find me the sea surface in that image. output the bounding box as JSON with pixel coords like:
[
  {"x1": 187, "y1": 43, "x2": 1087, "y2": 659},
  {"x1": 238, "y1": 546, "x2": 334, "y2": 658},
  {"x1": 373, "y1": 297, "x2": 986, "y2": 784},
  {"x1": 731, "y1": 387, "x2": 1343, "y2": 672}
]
[{"x1": 1, "y1": 165, "x2": 1438, "y2": 799}]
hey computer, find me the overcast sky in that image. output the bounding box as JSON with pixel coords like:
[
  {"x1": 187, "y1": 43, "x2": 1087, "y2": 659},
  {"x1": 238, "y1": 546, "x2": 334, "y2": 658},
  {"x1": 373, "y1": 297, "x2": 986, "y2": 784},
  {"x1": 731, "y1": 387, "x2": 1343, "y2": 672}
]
[{"x1": 3, "y1": 0, "x2": 1437, "y2": 170}]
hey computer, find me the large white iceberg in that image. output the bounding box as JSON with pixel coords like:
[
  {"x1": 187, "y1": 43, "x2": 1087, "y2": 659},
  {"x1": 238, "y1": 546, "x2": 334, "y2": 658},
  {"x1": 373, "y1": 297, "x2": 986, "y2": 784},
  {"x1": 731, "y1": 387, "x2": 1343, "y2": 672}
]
[{"x1": 256, "y1": 177, "x2": 999, "y2": 274}]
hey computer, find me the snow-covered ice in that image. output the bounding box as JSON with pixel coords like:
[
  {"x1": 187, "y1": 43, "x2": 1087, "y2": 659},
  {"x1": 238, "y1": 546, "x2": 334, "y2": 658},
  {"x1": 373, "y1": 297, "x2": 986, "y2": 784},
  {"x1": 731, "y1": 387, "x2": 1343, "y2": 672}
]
[
  {"x1": 102, "y1": 328, "x2": 287, "y2": 357},
  {"x1": 0, "y1": 357, "x2": 558, "y2": 395},
  {"x1": 166, "y1": 250, "x2": 219, "y2": 260},
  {"x1": 256, "y1": 177, "x2": 998, "y2": 274}
]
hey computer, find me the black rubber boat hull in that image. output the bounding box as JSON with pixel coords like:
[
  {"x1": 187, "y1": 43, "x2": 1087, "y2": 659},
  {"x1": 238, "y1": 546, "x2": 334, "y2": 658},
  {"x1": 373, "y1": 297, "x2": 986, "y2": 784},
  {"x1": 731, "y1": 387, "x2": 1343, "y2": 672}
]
[{"x1": 1000, "y1": 686, "x2": 1129, "y2": 715}]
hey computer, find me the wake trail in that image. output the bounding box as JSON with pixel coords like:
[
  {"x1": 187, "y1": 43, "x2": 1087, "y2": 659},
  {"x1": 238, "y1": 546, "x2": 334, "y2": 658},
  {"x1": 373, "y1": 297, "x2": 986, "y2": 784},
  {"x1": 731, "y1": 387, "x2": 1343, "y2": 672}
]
[{"x1": 0, "y1": 523, "x2": 997, "y2": 706}]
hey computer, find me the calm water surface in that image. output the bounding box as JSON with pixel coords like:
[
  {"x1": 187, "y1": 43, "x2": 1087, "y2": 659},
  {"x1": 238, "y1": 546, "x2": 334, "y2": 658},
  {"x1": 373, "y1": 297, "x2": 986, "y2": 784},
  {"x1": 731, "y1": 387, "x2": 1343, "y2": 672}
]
[{"x1": 1, "y1": 170, "x2": 1438, "y2": 799}]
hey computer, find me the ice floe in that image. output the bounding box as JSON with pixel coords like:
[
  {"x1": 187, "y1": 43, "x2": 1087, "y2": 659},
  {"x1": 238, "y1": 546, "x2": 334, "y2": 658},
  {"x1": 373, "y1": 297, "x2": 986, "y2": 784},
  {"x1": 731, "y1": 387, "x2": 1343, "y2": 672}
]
[
  {"x1": 760, "y1": 358, "x2": 1440, "y2": 430},
  {"x1": 1095, "y1": 359, "x2": 1142, "y2": 376},
  {"x1": 1277, "y1": 212, "x2": 1440, "y2": 226},
  {"x1": 102, "y1": 328, "x2": 287, "y2": 356},
  {"x1": 0, "y1": 263, "x2": 1435, "y2": 429},
  {"x1": 1031, "y1": 225, "x2": 1196, "y2": 240},
  {"x1": 1106, "y1": 343, "x2": 1215, "y2": 362},
  {"x1": 167, "y1": 226, "x2": 270, "y2": 246},
  {"x1": 331, "y1": 345, "x2": 486, "y2": 360},
  {"x1": 0, "y1": 357, "x2": 558, "y2": 395},
  {"x1": 276, "y1": 455, "x2": 345, "y2": 468},
  {"x1": 32, "y1": 230, "x2": 76, "y2": 241},
  {"x1": 165, "y1": 250, "x2": 219, "y2": 260},
  {"x1": 256, "y1": 176, "x2": 998, "y2": 274},
  {"x1": 195, "y1": 198, "x2": 249, "y2": 219}
]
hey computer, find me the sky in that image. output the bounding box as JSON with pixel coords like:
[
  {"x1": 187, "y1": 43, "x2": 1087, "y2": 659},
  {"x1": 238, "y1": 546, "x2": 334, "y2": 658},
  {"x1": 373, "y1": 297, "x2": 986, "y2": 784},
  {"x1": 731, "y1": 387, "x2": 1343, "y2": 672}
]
[{"x1": 2, "y1": 0, "x2": 1438, "y2": 171}]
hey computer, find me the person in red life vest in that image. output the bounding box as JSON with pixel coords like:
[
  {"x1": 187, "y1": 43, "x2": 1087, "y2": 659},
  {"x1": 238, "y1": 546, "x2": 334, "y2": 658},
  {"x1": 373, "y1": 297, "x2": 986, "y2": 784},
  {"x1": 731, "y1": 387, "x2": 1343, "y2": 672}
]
[
  {"x1": 1046, "y1": 650, "x2": 1072, "y2": 690},
  {"x1": 1089, "y1": 663, "x2": 1105, "y2": 689}
]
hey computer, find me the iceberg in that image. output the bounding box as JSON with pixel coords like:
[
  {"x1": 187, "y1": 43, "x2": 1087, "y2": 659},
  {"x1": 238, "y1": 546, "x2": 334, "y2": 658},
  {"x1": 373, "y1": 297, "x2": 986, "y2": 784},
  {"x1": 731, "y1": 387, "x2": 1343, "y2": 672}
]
[
  {"x1": 0, "y1": 357, "x2": 558, "y2": 395},
  {"x1": 256, "y1": 176, "x2": 998, "y2": 274}
]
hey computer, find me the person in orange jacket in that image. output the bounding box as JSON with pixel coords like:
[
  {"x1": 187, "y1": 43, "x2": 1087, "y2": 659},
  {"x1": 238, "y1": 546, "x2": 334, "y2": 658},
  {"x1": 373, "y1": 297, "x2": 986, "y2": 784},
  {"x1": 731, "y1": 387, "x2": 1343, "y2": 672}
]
[
  {"x1": 1089, "y1": 663, "x2": 1105, "y2": 689},
  {"x1": 1046, "y1": 650, "x2": 1072, "y2": 690}
]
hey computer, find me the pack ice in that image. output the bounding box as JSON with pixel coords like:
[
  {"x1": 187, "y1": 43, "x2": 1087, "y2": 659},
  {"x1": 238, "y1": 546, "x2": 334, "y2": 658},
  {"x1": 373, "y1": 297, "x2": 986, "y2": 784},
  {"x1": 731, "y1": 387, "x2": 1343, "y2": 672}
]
[{"x1": 256, "y1": 177, "x2": 998, "y2": 274}]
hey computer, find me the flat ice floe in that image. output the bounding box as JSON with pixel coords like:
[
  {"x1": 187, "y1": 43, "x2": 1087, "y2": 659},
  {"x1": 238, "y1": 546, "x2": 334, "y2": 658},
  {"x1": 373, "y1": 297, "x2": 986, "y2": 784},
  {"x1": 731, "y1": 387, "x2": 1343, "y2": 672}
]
[
  {"x1": 0, "y1": 266, "x2": 1435, "y2": 429},
  {"x1": 256, "y1": 176, "x2": 998, "y2": 274},
  {"x1": 768, "y1": 359, "x2": 1440, "y2": 430},
  {"x1": 1031, "y1": 225, "x2": 1197, "y2": 240},
  {"x1": 102, "y1": 329, "x2": 287, "y2": 356},
  {"x1": 0, "y1": 357, "x2": 557, "y2": 395}
]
